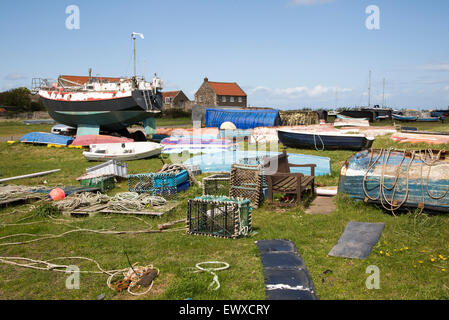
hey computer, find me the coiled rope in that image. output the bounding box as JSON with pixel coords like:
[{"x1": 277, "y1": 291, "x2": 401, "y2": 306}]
[
  {"x1": 193, "y1": 261, "x2": 230, "y2": 291},
  {"x1": 0, "y1": 256, "x2": 159, "y2": 296},
  {"x1": 362, "y1": 148, "x2": 448, "y2": 214}
]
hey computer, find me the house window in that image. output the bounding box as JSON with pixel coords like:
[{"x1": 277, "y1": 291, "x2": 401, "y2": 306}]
[
  {"x1": 165, "y1": 97, "x2": 172, "y2": 104},
  {"x1": 230, "y1": 96, "x2": 235, "y2": 102},
  {"x1": 238, "y1": 97, "x2": 242, "y2": 103},
  {"x1": 199, "y1": 97, "x2": 203, "y2": 103},
  {"x1": 222, "y1": 96, "x2": 226, "y2": 103}
]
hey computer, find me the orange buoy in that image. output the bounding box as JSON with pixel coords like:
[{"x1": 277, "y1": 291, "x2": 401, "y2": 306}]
[{"x1": 49, "y1": 188, "x2": 65, "y2": 201}]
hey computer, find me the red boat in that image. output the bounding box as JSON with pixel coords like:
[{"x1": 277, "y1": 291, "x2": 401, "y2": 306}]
[{"x1": 71, "y1": 135, "x2": 134, "y2": 147}]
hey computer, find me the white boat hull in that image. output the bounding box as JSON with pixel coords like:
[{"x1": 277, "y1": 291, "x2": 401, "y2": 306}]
[{"x1": 83, "y1": 142, "x2": 162, "y2": 161}]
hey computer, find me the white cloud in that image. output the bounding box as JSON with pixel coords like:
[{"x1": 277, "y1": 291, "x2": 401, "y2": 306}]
[
  {"x1": 420, "y1": 63, "x2": 449, "y2": 72},
  {"x1": 247, "y1": 84, "x2": 352, "y2": 98},
  {"x1": 290, "y1": 0, "x2": 335, "y2": 5},
  {"x1": 4, "y1": 73, "x2": 27, "y2": 81}
]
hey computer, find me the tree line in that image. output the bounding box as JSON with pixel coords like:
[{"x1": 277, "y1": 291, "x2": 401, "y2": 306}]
[{"x1": 0, "y1": 87, "x2": 45, "y2": 112}]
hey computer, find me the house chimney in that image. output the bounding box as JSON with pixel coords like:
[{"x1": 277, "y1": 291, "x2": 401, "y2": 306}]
[{"x1": 204, "y1": 77, "x2": 208, "y2": 82}]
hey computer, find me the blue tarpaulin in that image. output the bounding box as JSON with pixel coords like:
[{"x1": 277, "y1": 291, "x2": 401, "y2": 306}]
[
  {"x1": 205, "y1": 108, "x2": 281, "y2": 129},
  {"x1": 19, "y1": 132, "x2": 74, "y2": 146}
]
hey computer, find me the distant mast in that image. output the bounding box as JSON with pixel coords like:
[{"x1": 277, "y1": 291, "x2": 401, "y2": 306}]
[
  {"x1": 131, "y1": 32, "x2": 145, "y2": 78},
  {"x1": 368, "y1": 70, "x2": 371, "y2": 108},
  {"x1": 382, "y1": 78, "x2": 386, "y2": 108}
]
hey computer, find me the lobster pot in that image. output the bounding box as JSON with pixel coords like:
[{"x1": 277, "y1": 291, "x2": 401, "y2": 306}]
[
  {"x1": 128, "y1": 173, "x2": 178, "y2": 200},
  {"x1": 187, "y1": 196, "x2": 252, "y2": 239},
  {"x1": 79, "y1": 175, "x2": 115, "y2": 192},
  {"x1": 202, "y1": 173, "x2": 230, "y2": 196},
  {"x1": 238, "y1": 156, "x2": 268, "y2": 188}
]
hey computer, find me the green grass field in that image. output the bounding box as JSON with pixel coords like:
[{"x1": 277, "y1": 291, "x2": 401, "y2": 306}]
[{"x1": 1, "y1": 119, "x2": 449, "y2": 300}]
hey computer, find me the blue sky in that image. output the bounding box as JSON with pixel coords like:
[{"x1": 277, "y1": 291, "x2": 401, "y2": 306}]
[{"x1": 0, "y1": 0, "x2": 448, "y2": 109}]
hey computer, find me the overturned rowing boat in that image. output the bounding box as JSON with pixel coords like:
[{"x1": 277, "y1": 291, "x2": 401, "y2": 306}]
[
  {"x1": 278, "y1": 129, "x2": 374, "y2": 151},
  {"x1": 339, "y1": 148, "x2": 449, "y2": 213}
]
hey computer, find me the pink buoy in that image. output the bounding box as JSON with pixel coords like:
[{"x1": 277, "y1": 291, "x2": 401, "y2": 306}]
[{"x1": 49, "y1": 188, "x2": 65, "y2": 201}]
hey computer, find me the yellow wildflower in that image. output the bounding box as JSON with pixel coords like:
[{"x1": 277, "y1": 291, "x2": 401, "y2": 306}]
[
  {"x1": 430, "y1": 258, "x2": 436, "y2": 262},
  {"x1": 442, "y1": 269, "x2": 446, "y2": 272},
  {"x1": 418, "y1": 260, "x2": 424, "y2": 264},
  {"x1": 405, "y1": 247, "x2": 409, "y2": 250},
  {"x1": 379, "y1": 250, "x2": 384, "y2": 255},
  {"x1": 439, "y1": 255, "x2": 445, "y2": 260},
  {"x1": 386, "y1": 253, "x2": 391, "y2": 257}
]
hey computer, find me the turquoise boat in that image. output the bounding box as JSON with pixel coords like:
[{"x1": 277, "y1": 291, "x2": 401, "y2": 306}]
[
  {"x1": 392, "y1": 114, "x2": 417, "y2": 121},
  {"x1": 184, "y1": 150, "x2": 331, "y2": 176},
  {"x1": 48, "y1": 110, "x2": 156, "y2": 136}
]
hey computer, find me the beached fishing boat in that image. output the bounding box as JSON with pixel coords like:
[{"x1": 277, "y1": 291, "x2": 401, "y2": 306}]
[
  {"x1": 83, "y1": 142, "x2": 162, "y2": 161},
  {"x1": 33, "y1": 33, "x2": 164, "y2": 137},
  {"x1": 277, "y1": 129, "x2": 374, "y2": 151},
  {"x1": 19, "y1": 132, "x2": 74, "y2": 146},
  {"x1": 339, "y1": 149, "x2": 449, "y2": 213}
]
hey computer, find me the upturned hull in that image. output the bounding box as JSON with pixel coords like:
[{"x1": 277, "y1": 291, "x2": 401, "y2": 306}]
[
  {"x1": 392, "y1": 114, "x2": 417, "y2": 121},
  {"x1": 277, "y1": 130, "x2": 374, "y2": 151},
  {"x1": 339, "y1": 149, "x2": 449, "y2": 213}
]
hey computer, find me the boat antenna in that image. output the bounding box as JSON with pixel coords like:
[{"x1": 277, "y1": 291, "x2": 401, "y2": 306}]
[{"x1": 131, "y1": 32, "x2": 145, "y2": 78}]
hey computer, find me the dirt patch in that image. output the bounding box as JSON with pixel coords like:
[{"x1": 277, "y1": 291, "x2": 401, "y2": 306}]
[{"x1": 305, "y1": 196, "x2": 336, "y2": 215}]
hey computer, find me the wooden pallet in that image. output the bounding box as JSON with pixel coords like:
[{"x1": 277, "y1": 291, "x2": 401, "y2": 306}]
[
  {"x1": 67, "y1": 202, "x2": 178, "y2": 218},
  {"x1": 0, "y1": 193, "x2": 46, "y2": 207}
]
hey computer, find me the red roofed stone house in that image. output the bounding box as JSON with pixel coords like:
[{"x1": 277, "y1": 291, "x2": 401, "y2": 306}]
[
  {"x1": 162, "y1": 90, "x2": 192, "y2": 111},
  {"x1": 194, "y1": 77, "x2": 247, "y2": 108}
]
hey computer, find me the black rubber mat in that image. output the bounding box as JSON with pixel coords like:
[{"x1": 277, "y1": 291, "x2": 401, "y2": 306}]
[
  {"x1": 255, "y1": 239, "x2": 318, "y2": 300},
  {"x1": 328, "y1": 222, "x2": 385, "y2": 259}
]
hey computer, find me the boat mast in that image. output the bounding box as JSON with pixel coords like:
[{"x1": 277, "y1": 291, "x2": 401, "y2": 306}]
[
  {"x1": 368, "y1": 70, "x2": 371, "y2": 108},
  {"x1": 131, "y1": 32, "x2": 145, "y2": 78},
  {"x1": 382, "y1": 78, "x2": 386, "y2": 108}
]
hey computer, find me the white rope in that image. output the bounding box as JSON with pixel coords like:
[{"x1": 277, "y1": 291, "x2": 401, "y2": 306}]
[
  {"x1": 313, "y1": 134, "x2": 325, "y2": 151},
  {"x1": 0, "y1": 256, "x2": 158, "y2": 296},
  {"x1": 194, "y1": 261, "x2": 230, "y2": 291}
]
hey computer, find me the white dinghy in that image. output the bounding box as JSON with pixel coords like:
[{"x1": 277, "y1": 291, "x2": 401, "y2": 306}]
[{"x1": 83, "y1": 142, "x2": 163, "y2": 161}]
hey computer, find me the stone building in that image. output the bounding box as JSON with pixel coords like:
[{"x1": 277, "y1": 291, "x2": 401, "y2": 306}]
[
  {"x1": 194, "y1": 77, "x2": 247, "y2": 108},
  {"x1": 161, "y1": 90, "x2": 192, "y2": 111}
]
